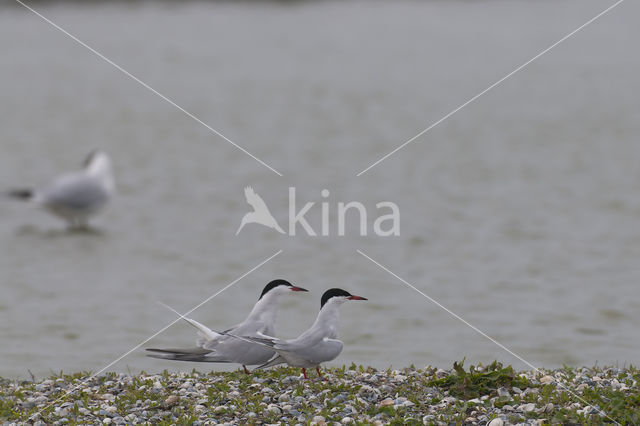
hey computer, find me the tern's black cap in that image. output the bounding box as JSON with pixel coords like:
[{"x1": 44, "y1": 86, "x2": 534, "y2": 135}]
[
  {"x1": 259, "y1": 279, "x2": 294, "y2": 300},
  {"x1": 321, "y1": 288, "x2": 366, "y2": 308}
]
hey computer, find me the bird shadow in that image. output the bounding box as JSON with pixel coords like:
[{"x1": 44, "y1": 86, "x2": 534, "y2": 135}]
[{"x1": 14, "y1": 224, "x2": 106, "y2": 239}]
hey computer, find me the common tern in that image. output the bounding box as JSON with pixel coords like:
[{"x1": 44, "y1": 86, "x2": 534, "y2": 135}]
[
  {"x1": 146, "y1": 279, "x2": 308, "y2": 374},
  {"x1": 229, "y1": 288, "x2": 367, "y2": 379},
  {"x1": 7, "y1": 150, "x2": 115, "y2": 228}
]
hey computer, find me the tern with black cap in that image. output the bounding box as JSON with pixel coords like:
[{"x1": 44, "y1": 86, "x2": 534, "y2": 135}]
[
  {"x1": 147, "y1": 279, "x2": 308, "y2": 374},
  {"x1": 227, "y1": 288, "x2": 367, "y2": 379}
]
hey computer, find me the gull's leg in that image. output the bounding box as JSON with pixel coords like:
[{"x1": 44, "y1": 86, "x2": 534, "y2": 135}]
[
  {"x1": 301, "y1": 368, "x2": 308, "y2": 379},
  {"x1": 243, "y1": 365, "x2": 250, "y2": 374}
]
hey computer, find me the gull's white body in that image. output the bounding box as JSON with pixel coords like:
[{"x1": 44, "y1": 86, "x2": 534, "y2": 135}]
[{"x1": 10, "y1": 151, "x2": 115, "y2": 228}]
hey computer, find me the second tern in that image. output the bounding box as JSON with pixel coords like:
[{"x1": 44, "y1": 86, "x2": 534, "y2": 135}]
[{"x1": 228, "y1": 288, "x2": 367, "y2": 379}]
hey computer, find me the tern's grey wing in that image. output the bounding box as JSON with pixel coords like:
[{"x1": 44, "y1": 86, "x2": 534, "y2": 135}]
[
  {"x1": 146, "y1": 347, "x2": 226, "y2": 362},
  {"x1": 200, "y1": 333, "x2": 275, "y2": 365},
  {"x1": 286, "y1": 337, "x2": 344, "y2": 365},
  {"x1": 255, "y1": 354, "x2": 287, "y2": 370},
  {"x1": 42, "y1": 173, "x2": 109, "y2": 211},
  {"x1": 272, "y1": 325, "x2": 326, "y2": 352},
  {"x1": 200, "y1": 320, "x2": 276, "y2": 365},
  {"x1": 266, "y1": 325, "x2": 345, "y2": 367}
]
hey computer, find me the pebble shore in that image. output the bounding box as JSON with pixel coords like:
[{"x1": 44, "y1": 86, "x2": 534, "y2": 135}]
[{"x1": 1, "y1": 363, "x2": 638, "y2": 425}]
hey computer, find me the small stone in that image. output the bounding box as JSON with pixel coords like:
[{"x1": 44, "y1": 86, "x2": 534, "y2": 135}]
[
  {"x1": 488, "y1": 419, "x2": 504, "y2": 426},
  {"x1": 588, "y1": 406, "x2": 601, "y2": 415},
  {"x1": 576, "y1": 383, "x2": 588, "y2": 392},
  {"x1": 22, "y1": 399, "x2": 36, "y2": 409},
  {"x1": 435, "y1": 368, "x2": 448, "y2": 378},
  {"x1": 102, "y1": 419, "x2": 112, "y2": 425},
  {"x1": 278, "y1": 393, "x2": 291, "y2": 402},
  {"x1": 282, "y1": 376, "x2": 301, "y2": 384},
  {"x1": 540, "y1": 375, "x2": 554, "y2": 384},
  {"x1": 379, "y1": 398, "x2": 394, "y2": 406},
  {"x1": 164, "y1": 395, "x2": 179, "y2": 407},
  {"x1": 266, "y1": 404, "x2": 281, "y2": 415},
  {"x1": 541, "y1": 402, "x2": 554, "y2": 413},
  {"x1": 341, "y1": 417, "x2": 353, "y2": 424},
  {"x1": 497, "y1": 387, "x2": 510, "y2": 398},
  {"x1": 519, "y1": 403, "x2": 536, "y2": 412}
]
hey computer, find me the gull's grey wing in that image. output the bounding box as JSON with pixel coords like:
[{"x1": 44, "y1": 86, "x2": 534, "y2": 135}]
[{"x1": 42, "y1": 173, "x2": 109, "y2": 211}]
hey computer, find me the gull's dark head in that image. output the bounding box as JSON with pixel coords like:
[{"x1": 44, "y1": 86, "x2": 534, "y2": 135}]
[
  {"x1": 320, "y1": 288, "x2": 367, "y2": 308},
  {"x1": 83, "y1": 150, "x2": 99, "y2": 168},
  {"x1": 259, "y1": 279, "x2": 308, "y2": 300}
]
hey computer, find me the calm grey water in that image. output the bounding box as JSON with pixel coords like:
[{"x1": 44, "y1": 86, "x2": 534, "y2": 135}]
[{"x1": 1, "y1": 0, "x2": 639, "y2": 380}]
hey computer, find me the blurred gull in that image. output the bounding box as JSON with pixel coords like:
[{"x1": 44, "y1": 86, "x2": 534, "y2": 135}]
[{"x1": 7, "y1": 150, "x2": 115, "y2": 229}]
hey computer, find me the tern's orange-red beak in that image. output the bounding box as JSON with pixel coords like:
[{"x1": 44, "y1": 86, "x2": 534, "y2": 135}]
[{"x1": 348, "y1": 295, "x2": 367, "y2": 301}]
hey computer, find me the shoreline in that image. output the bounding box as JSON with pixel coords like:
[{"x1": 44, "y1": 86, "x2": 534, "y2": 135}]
[{"x1": 1, "y1": 362, "x2": 638, "y2": 425}]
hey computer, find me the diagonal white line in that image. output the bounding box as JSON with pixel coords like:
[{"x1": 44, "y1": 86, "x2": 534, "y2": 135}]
[
  {"x1": 356, "y1": 249, "x2": 619, "y2": 424},
  {"x1": 29, "y1": 249, "x2": 282, "y2": 421},
  {"x1": 15, "y1": 0, "x2": 283, "y2": 177},
  {"x1": 356, "y1": 249, "x2": 538, "y2": 369},
  {"x1": 356, "y1": 0, "x2": 625, "y2": 176}
]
